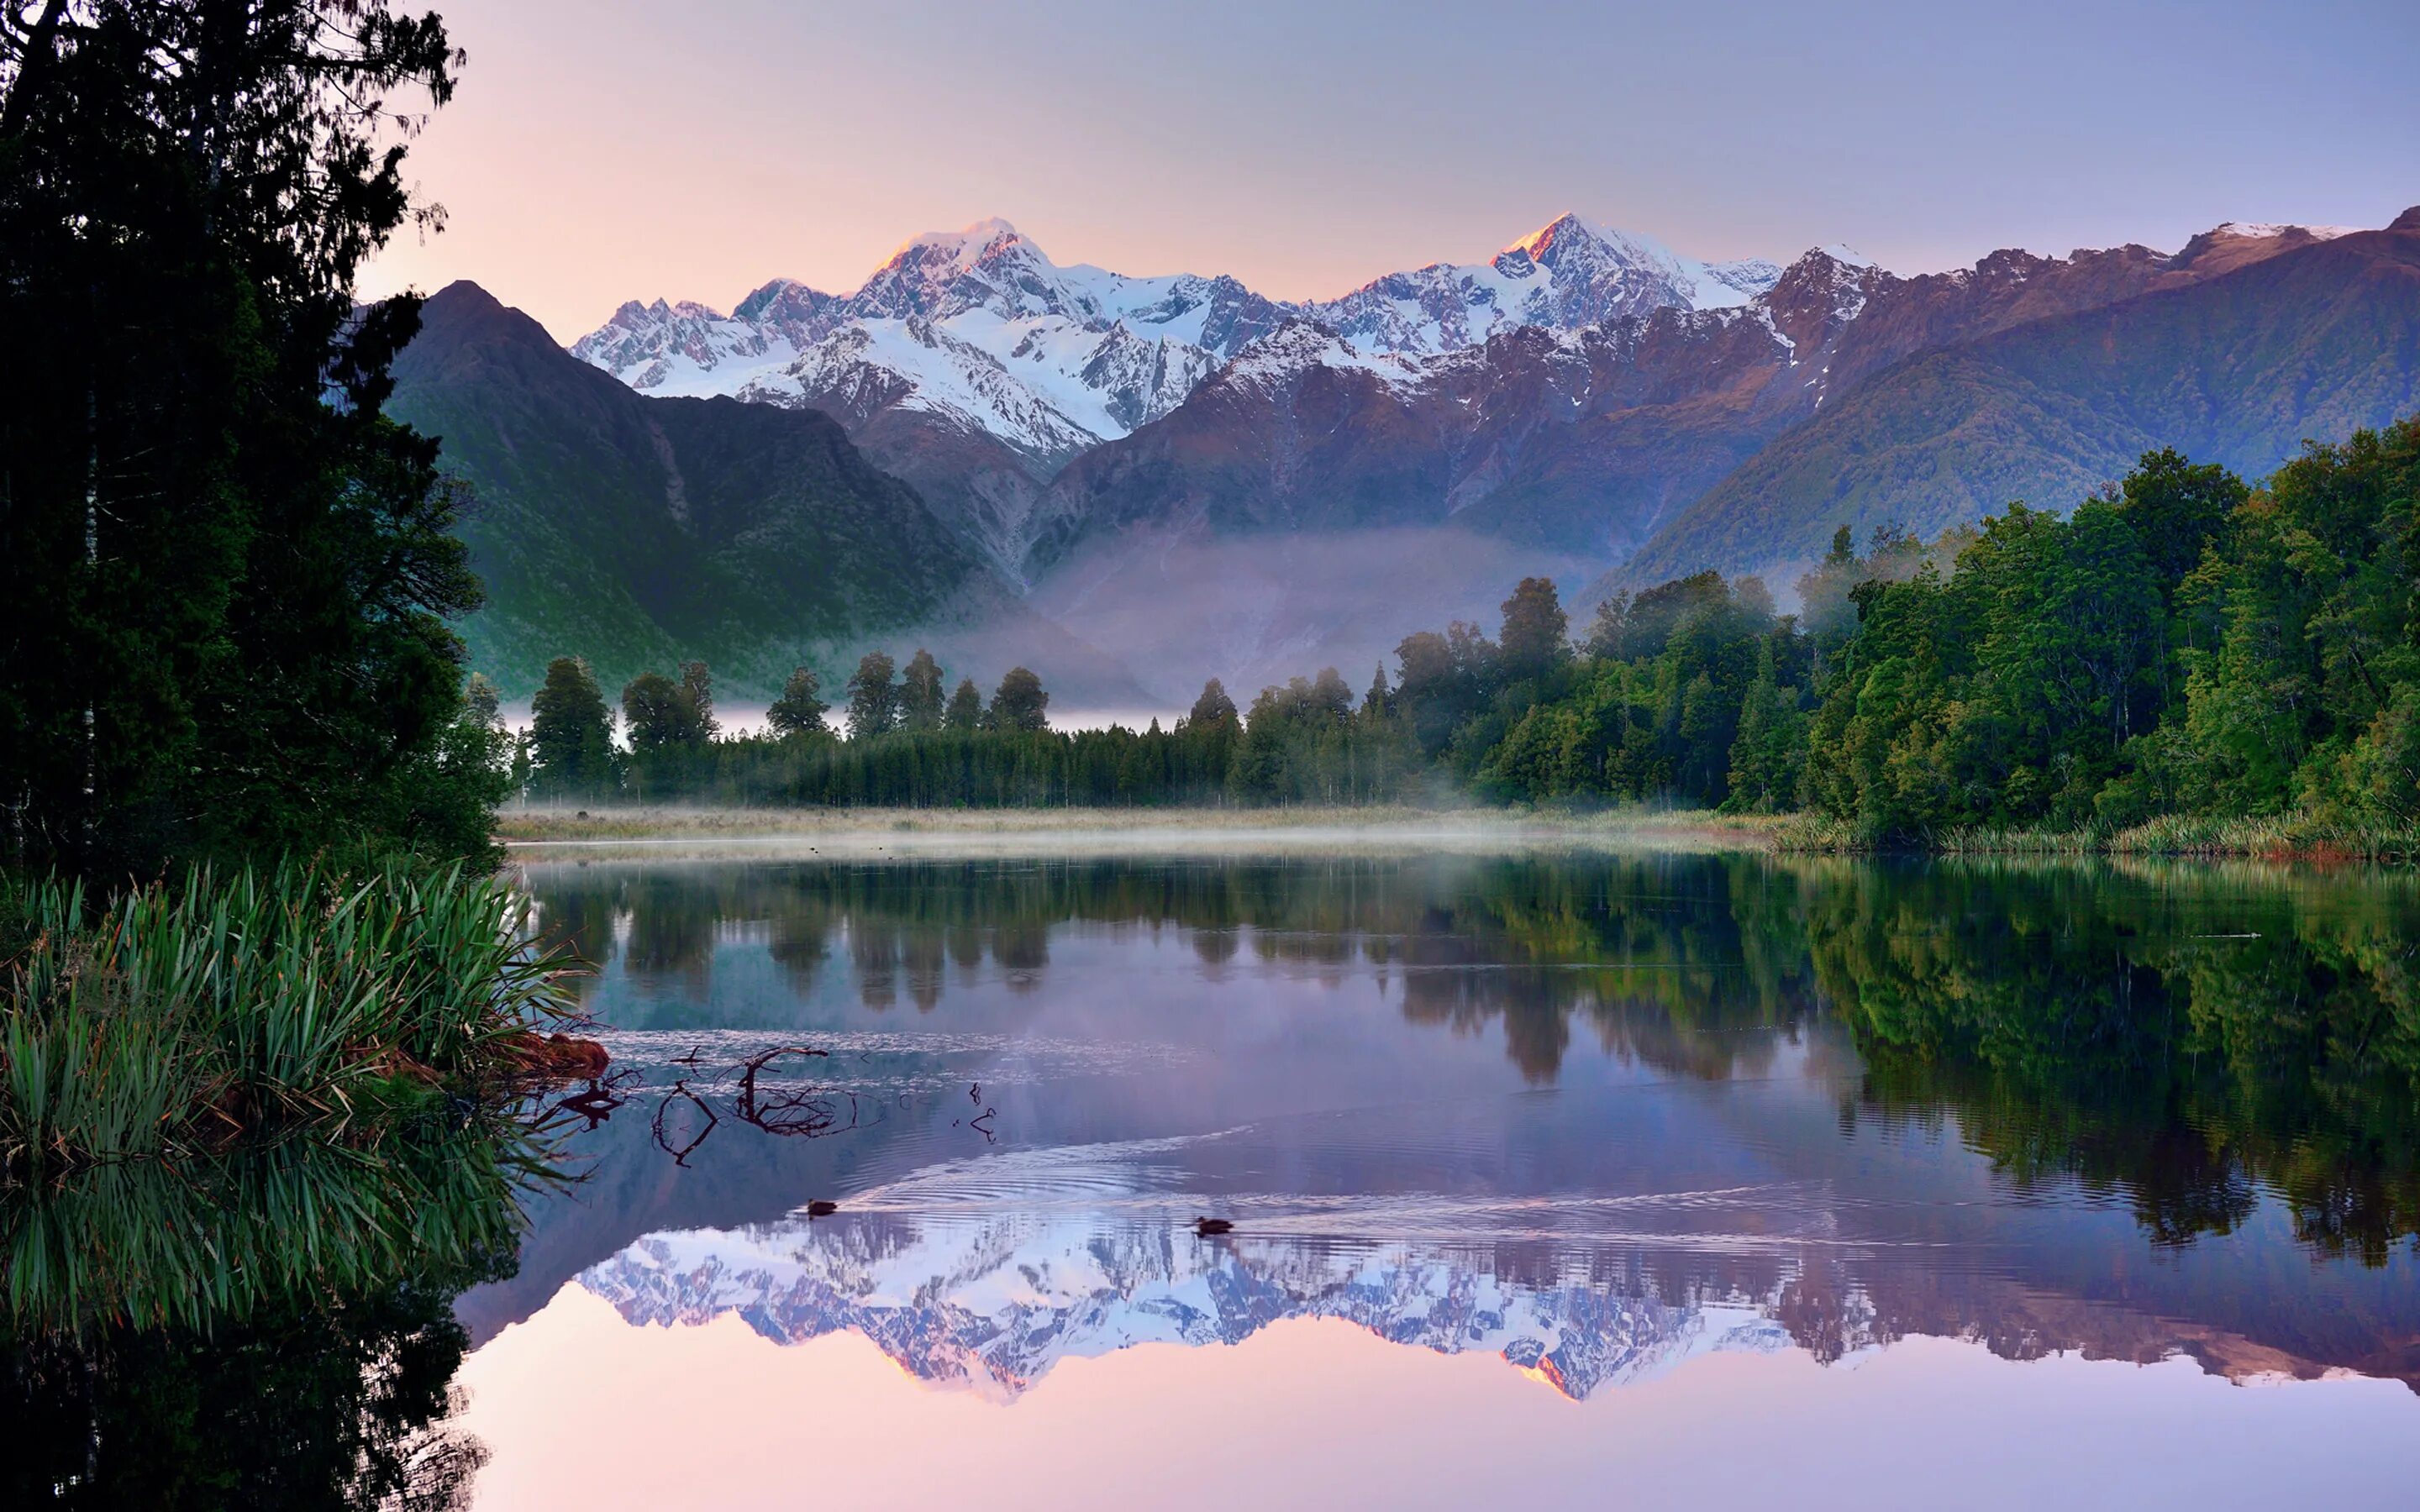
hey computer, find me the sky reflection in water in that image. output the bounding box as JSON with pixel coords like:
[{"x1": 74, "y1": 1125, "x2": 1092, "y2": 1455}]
[{"x1": 460, "y1": 848, "x2": 2420, "y2": 1508}]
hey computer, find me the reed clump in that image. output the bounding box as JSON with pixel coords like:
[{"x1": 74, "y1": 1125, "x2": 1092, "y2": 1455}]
[{"x1": 0, "y1": 859, "x2": 583, "y2": 1173}]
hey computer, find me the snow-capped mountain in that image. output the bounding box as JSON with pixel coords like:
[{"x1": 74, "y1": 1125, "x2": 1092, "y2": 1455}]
[
  {"x1": 571, "y1": 219, "x2": 1286, "y2": 466},
  {"x1": 1297, "y1": 213, "x2": 1786, "y2": 356},
  {"x1": 578, "y1": 1211, "x2": 1799, "y2": 1402},
  {"x1": 1020, "y1": 244, "x2": 1886, "y2": 571},
  {"x1": 570, "y1": 215, "x2": 1790, "y2": 465}
]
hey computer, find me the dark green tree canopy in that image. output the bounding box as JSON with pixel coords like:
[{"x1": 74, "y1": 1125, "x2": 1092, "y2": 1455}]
[
  {"x1": 898, "y1": 649, "x2": 946, "y2": 732},
  {"x1": 529, "y1": 657, "x2": 612, "y2": 797},
  {"x1": 989, "y1": 667, "x2": 1050, "y2": 732},
  {"x1": 1497, "y1": 576, "x2": 1570, "y2": 682},
  {"x1": 767, "y1": 666, "x2": 829, "y2": 738},
  {"x1": 1188, "y1": 679, "x2": 1239, "y2": 729},
  {"x1": 1, "y1": 0, "x2": 487, "y2": 869},
  {"x1": 944, "y1": 676, "x2": 984, "y2": 731},
  {"x1": 845, "y1": 651, "x2": 898, "y2": 740}
]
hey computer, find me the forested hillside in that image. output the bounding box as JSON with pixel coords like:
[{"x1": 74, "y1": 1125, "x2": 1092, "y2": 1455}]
[
  {"x1": 513, "y1": 414, "x2": 2420, "y2": 855},
  {"x1": 388, "y1": 283, "x2": 994, "y2": 698}
]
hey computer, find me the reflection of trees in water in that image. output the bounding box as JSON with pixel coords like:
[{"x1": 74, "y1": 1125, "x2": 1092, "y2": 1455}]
[
  {"x1": 525, "y1": 853, "x2": 1827, "y2": 1083},
  {"x1": 521, "y1": 853, "x2": 2420, "y2": 1266},
  {"x1": 1804, "y1": 859, "x2": 2420, "y2": 1265},
  {"x1": 0, "y1": 1128, "x2": 533, "y2": 1509}
]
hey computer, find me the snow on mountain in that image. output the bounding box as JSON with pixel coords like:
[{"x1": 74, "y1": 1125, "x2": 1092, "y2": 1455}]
[
  {"x1": 569, "y1": 214, "x2": 1789, "y2": 462},
  {"x1": 1217, "y1": 318, "x2": 1429, "y2": 393},
  {"x1": 2212, "y1": 221, "x2": 2358, "y2": 241},
  {"x1": 577, "y1": 1211, "x2": 1799, "y2": 1403},
  {"x1": 573, "y1": 219, "x2": 1286, "y2": 466},
  {"x1": 1296, "y1": 214, "x2": 1786, "y2": 358}
]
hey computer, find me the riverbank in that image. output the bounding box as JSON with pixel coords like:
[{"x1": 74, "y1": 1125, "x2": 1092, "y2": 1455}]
[
  {"x1": 1776, "y1": 811, "x2": 2420, "y2": 862},
  {"x1": 495, "y1": 805, "x2": 1789, "y2": 855}
]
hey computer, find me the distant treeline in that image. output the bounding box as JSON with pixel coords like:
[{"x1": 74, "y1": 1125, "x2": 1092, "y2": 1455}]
[{"x1": 516, "y1": 416, "x2": 2419, "y2": 839}]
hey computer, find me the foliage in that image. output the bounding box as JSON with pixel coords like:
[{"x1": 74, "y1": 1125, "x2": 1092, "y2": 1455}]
[
  {"x1": 1, "y1": 1121, "x2": 541, "y2": 1504},
  {"x1": 1799, "y1": 417, "x2": 2418, "y2": 843},
  {"x1": 845, "y1": 651, "x2": 899, "y2": 740},
  {"x1": 767, "y1": 666, "x2": 831, "y2": 738},
  {"x1": 986, "y1": 665, "x2": 1051, "y2": 732},
  {"x1": 0, "y1": 0, "x2": 496, "y2": 874},
  {"x1": 528, "y1": 655, "x2": 615, "y2": 801},
  {"x1": 0, "y1": 858, "x2": 581, "y2": 1171},
  {"x1": 513, "y1": 416, "x2": 2420, "y2": 845}
]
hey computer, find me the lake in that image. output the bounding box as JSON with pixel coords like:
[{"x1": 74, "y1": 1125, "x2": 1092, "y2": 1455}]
[{"x1": 14, "y1": 843, "x2": 2420, "y2": 1508}]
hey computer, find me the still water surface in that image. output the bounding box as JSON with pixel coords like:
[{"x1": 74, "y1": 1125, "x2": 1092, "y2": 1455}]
[{"x1": 451, "y1": 847, "x2": 2420, "y2": 1509}]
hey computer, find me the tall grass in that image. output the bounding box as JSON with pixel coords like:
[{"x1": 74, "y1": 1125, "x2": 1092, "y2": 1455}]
[
  {"x1": 0, "y1": 859, "x2": 581, "y2": 1172},
  {"x1": 1773, "y1": 810, "x2": 2420, "y2": 861}
]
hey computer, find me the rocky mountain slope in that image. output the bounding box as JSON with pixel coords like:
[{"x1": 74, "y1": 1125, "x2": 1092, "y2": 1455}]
[
  {"x1": 571, "y1": 216, "x2": 1802, "y2": 575},
  {"x1": 1025, "y1": 220, "x2": 2360, "y2": 580},
  {"x1": 1618, "y1": 212, "x2": 2420, "y2": 586}
]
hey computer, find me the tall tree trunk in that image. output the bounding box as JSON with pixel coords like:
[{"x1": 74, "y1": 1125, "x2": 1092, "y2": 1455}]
[{"x1": 0, "y1": 0, "x2": 70, "y2": 139}]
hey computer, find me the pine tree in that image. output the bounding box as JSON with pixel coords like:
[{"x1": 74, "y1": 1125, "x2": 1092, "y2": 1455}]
[
  {"x1": 1, "y1": 2, "x2": 478, "y2": 869},
  {"x1": 1361, "y1": 665, "x2": 1392, "y2": 720},
  {"x1": 1187, "y1": 679, "x2": 1239, "y2": 728},
  {"x1": 530, "y1": 658, "x2": 613, "y2": 800},
  {"x1": 944, "y1": 677, "x2": 984, "y2": 732},
  {"x1": 1497, "y1": 577, "x2": 1569, "y2": 682}
]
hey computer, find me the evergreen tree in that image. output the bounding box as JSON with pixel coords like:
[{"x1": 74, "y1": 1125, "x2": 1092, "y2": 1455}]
[
  {"x1": 1362, "y1": 665, "x2": 1392, "y2": 720},
  {"x1": 1187, "y1": 679, "x2": 1239, "y2": 728},
  {"x1": 944, "y1": 677, "x2": 984, "y2": 732},
  {"x1": 898, "y1": 649, "x2": 946, "y2": 732},
  {"x1": 529, "y1": 658, "x2": 613, "y2": 800},
  {"x1": 845, "y1": 651, "x2": 898, "y2": 739},
  {"x1": 1497, "y1": 576, "x2": 1570, "y2": 682},
  {"x1": 767, "y1": 666, "x2": 830, "y2": 738},
  {"x1": 1308, "y1": 667, "x2": 1355, "y2": 721},
  {"x1": 0, "y1": 1, "x2": 478, "y2": 870},
  {"x1": 989, "y1": 667, "x2": 1050, "y2": 732},
  {"x1": 621, "y1": 672, "x2": 687, "y2": 752}
]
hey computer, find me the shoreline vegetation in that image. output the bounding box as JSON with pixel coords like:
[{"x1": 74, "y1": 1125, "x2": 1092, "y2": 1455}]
[
  {"x1": 0, "y1": 859, "x2": 589, "y2": 1176},
  {"x1": 1776, "y1": 811, "x2": 2420, "y2": 861}
]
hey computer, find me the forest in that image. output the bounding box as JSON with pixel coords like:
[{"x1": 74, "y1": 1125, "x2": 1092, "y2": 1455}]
[{"x1": 522, "y1": 418, "x2": 2420, "y2": 849}]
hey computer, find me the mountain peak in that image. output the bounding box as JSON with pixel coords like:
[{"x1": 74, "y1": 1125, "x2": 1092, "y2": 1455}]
[
  {"x1": 883, "y1": 218, "x2": 1034, "y2": 275},
  {"x1": 1502, "y1": 212, "x2": 1594, "y2": 262}
]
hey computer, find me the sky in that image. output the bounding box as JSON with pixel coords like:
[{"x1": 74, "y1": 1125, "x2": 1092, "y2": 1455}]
[{"x1": 358, "y1": 0, "x2": 2420, "y2": 342}]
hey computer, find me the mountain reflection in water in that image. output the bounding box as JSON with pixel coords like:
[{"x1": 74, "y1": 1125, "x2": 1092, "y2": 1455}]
[
  {"x1": 19, "y1": 846, "x2": 2417, "y2": 1508},
  {"x1": 471, "y1": 849, "x2": 2420, "y2": 1419}
]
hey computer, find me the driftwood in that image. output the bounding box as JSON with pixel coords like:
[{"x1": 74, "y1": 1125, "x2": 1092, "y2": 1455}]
[
  {"x1": 734, "y1": 1047, "x2": 874, "y2": 1138},
  {"x1": 650, "y1": 1079, "x2": 718, "y2": 1165},
  {"x1": 534, "y1": 1068, "x2": 639, "y2": 1132}
]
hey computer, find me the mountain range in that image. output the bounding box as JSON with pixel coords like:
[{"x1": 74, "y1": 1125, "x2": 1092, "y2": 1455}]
[
  {"x1": 392, "y1": 206, "x2": 2420, "y2": 704},
  {"x1": 572, "y1": 1206, "x2": 2402, "y2": 1401}
]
